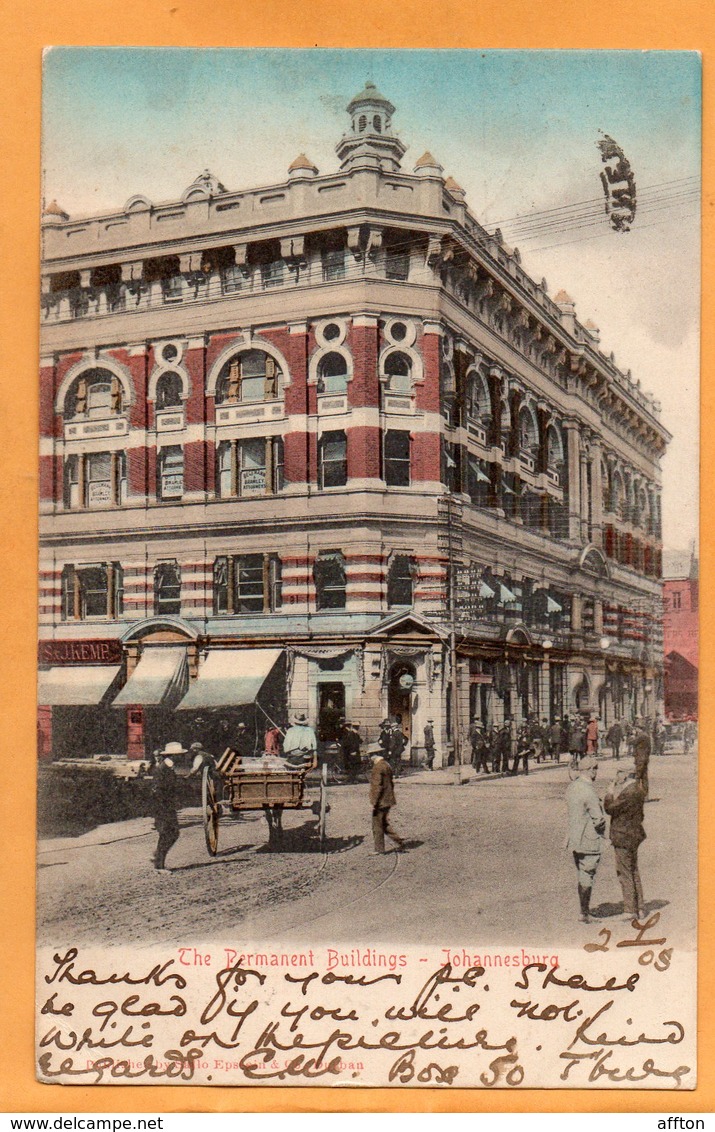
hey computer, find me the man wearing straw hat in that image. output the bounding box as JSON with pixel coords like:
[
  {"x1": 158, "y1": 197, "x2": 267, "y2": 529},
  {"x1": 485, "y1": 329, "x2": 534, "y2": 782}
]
[
  {"x1": 151, "y1": 741, "x2": 185, "y2": 871},
  {"x1": 283, "y1": 711, "x2": 318, "y2": 771}
]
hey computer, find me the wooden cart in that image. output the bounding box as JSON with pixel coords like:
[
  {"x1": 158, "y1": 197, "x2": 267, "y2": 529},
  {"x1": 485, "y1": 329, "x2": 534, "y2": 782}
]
[{"x1": 201, "y1": 752, "x2": 328, "y2": 855}]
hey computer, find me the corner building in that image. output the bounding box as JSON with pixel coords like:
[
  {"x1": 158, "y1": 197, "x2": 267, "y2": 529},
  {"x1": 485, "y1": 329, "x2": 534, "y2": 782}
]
[{"x1": 37, "y1": 83, "x2": 669, "y2": 763}]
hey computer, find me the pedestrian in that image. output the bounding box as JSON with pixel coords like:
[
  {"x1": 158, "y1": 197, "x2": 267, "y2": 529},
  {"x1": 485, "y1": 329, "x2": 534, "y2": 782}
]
[
  {"x1": 368, "y1": 750, "x2": 405, "y2": 855},
  {"x1": 549, "y1": 717, "x2": 563, "y2": 763},
  {"x1": 233, "y1": 721, "x2": 254, "y2": 760},
  {"x1": 469, "y1": 718, "x2": 491, "y2": 773},
  {"x1": 653, "y1": 717, "x2": 666, "y2": 757},
  {"x1": 607, "y1": 718, "x2": 624, "y2": 761},
  {"x1": 565, "y1": 755, "x2": 606, "y2": 923},
  {"x1": 511, "y1": 725, "x2": 531, "y2": 775},
  {"x1": 283, "y1": 711, "x2": 318, "y2": 770},
  {"x1": 151, "y1": 742, "x2": 184, "y2": 871},
  {"x1": 496, "y1": 721, "x2": 511, "y2": 774},
  {"x1": 560, "y1": 715, "x2": 572, "y2": 761},
  {"x1": 386, "y1": 716, "x2": 408, "y2": 777},
  {"x1": 340, "y1": 721, "x2": 362, "y2": 781},
  {"x1": 423, "y1": 718, "x2": 437, "y2": 770},
  {"x1": 631, "y1": 719, "x2": 652, "y2": 799},
  {"x1": 604, "y1": 768, "x2": 646, "y2": 922},
  {"x1": 683, "y1": 718, "x2": 697, "y2": 755},
  {"x1": 264, "y1": 720, "x2": 284, "y2": 756},
  {"x1": 585, "y1": 715, "x2": 599, "y2": 756},
  {"x1": 539, "y1": 717, "x2": 551, "y2": 762}
]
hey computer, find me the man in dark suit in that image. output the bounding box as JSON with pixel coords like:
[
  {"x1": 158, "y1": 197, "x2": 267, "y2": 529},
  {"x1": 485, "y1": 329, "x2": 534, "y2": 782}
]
[
  {"x1": 631, "y1": 720, "x2": 652, "y2": 798},
  {"x1": 604, "y1": 769, "x2": 646, "y2": 921},
  {"x1": 151, "y1": 742, "x2": 184, "y2": 871},
  {"x1": 369, "y1": 751, "x2": 405, "y2": 855}
]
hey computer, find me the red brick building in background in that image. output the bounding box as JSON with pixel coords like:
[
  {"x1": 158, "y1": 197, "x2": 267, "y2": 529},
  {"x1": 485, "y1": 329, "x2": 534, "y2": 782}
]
[
  {"x1": 37, "y1": 82, "x2": 669, "y2": 763},
  {"x1": 663, "y1": 553, "x2": 698, "y2": 719}
]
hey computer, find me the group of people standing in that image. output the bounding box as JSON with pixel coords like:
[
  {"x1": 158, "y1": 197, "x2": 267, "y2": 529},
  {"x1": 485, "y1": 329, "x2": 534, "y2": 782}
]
[{"x1": 467, "y1": 713, "x2": 600, "y2": 776}]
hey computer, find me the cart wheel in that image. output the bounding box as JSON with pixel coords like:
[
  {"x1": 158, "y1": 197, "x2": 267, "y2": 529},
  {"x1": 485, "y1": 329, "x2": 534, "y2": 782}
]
[
  {"x1": 318, "y1": 761, "x2": 328, "y2": 851},
  {"x1": 202, "y1": 765, "x2": 220, "y2": 856}
]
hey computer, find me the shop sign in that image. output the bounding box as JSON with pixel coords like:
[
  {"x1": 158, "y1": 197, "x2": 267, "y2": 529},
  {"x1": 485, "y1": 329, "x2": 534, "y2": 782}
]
[{"x1": 38, "y1": 639, "x2": 123, "y2": 666}]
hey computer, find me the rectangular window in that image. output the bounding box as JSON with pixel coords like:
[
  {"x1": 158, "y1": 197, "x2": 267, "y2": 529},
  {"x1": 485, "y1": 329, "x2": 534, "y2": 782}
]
[
  {"x1": 86, "y1": 452, "x2": 113, "y2": 508},
  {"x1": 154, "y1": 561, "x2": 181, "y2": 615},
  {"x1": 385, "y1": 248, "x2": 410, "y2": 281},
  {"x1": 322, "y1": 248, "x2": 346, "y2": 282},
  {"x1": 672, "y1": 591, "x2": 682, "y2": 610},
  {"x1": 269, "y1": 555, "x2": 283, "y2": 611},
  {"x1": 238, "y1": 439, "x2": 267, "y2": 496},
  {"x1": 261, "y1": 260, "x2": 284, "y2": 288},
  {"x1": 314, "y1": 552, "x2": 347, "y2": 610},
  {"x1": 221, "y1": 265, "x2": 242, "y2": 293},
  {"x1": 235, "y1": 554, "x2": 265, "y2": 613},
  {"x1": 213, "y1": 554, "x2": 283, "y2": 615},
  {"x1": 216, "y1": 438, "x2": 284, "y2": 498},
  {"x1": 159, "y1": 446, "x2": 184, "y2": 501},
  {"x1": 79, "y1": 566, "x2": 109, "y2": 619},
  {"x1": 319, "y1": 430, "x2": 348, "y2": 488},
  {"x1": 87, "y1": 382, "x2": 112, "y2": 418},
  {"x1": 384, "y1": 430, "x2": 411, "y2": 487},
  {"x1": 162, "y1": 275, "x2": 183, "y2": 303},
  {"x1": 61, "y1": 565, "x2": 76, "y2": 621},
  {"x1": 63, "y1": 456, "x2": 80, "y2": 509}
]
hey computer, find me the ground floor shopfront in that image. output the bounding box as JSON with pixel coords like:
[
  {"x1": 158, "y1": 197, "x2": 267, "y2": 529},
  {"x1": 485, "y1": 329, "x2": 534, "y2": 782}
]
[{"x1": 37, "y1": 611, "x2": 661, "y2": 766}]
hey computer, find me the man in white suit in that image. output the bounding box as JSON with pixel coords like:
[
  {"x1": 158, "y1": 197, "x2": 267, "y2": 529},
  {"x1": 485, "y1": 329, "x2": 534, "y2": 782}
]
[{"x1": 565, "y1": 756, "x2": 606, "y2": 923}]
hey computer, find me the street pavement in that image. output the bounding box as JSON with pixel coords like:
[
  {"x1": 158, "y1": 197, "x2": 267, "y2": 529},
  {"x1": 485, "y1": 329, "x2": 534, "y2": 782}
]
[{"x1": 37, "y1": 752, "x2": 696, "y2": 950}]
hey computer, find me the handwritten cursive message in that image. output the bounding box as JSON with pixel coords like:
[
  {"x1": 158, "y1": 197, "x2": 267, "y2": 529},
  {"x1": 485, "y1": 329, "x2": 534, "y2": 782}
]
[{"x1": 36, "y1": 916, "x2": 695, "y2": 1089}]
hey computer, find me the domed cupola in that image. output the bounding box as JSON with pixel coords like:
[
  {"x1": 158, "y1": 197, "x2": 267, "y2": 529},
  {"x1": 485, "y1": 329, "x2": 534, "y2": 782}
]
[{"x1": 336, "y1": 81, "x2": 407, "y2": 173}]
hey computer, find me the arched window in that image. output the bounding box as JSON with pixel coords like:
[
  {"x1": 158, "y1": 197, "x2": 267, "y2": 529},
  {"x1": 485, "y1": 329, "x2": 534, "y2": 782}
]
[
  {"x1": 546, "y1": 425, "x2": 564, "y2": 468},
  {"x1": 387, "y1": 555, "x2": 414, "y2": 607},
  {"x1": 612, "y1": 472, "x2": 626, "y2": 520},
  {"x1": 466, "y1": 372, "x2": 491, "y2": 424},
  {"x1": 373, "y1": 114, "x2": 382, "y2": 133},
  {"x1": 358, "y1": 115, "x2": 367, "y2": 132},
  {"x1": 156, "y1": 371, "x2": 183, "y2": 409},
  {"x1": 317, "y1": 352, "x2": 348, "y2": 394},
  {"x1": 384, "y1": 351, "x2": 412, "y2": 394},
  {"x1": 215, "y1": 350, "x2": 282, "y2": 405},
  {"x1": 518, "y1": 404, "x2": 538, "y2": 453},
  {"x1": 64, "y1": 367, "x2": 123, "y2": 420}
]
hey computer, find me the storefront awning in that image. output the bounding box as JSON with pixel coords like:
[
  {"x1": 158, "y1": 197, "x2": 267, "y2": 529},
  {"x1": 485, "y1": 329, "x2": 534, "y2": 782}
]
[
  {"x1": 38, "y1": 665, "x2": 120, "y2": 706},
  {"x1": 112, "y1": 647, "x2": 187, "y2": 707},
  {"x1": 177, "y1": 648, "x2": 283, "y2": 710}
]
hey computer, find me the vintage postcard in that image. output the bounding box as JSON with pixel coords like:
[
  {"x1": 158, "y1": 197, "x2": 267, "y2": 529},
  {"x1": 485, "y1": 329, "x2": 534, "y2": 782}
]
[{"x1": 35, "y1": 48, "x2": 700, "y2": 1089}]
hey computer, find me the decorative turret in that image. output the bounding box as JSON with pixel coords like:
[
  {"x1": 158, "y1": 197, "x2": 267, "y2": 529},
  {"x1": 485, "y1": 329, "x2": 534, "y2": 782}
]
[
  {"x1": 414, "y1": 151, "x2": 444, "y2": 177},
  {"x1": 288, "y1": 153, "x2": 319, "y2": 179},
  {"x1": 336, "y1": 81, "x2": 406, "y2": 173},
  {"x1": 42, "y1": 199, "x2": 69, "y2": 224}
]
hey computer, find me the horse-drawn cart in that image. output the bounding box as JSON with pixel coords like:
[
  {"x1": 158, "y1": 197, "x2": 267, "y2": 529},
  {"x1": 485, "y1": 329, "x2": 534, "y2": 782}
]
[{"x1": 201, "y1": 750, "x2": 328, "y2": 855}]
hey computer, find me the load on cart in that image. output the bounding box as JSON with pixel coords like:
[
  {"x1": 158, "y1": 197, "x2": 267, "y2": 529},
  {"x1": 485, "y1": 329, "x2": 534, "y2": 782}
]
[{"x1": 176, "y1": 649, "x2": 328, "y2": 853}]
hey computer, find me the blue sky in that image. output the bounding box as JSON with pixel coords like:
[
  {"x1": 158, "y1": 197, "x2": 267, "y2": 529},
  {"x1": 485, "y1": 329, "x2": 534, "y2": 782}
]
[{"x1": 42, "y1": 48, "x2": 701, "y2": 553}]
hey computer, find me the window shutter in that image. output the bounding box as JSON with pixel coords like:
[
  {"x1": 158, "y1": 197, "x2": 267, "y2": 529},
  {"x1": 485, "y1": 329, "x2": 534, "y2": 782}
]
[
  {"x1": 110, "y1": 375, "x2": 122, "y2": 413},
  {"x1": 74, "y1": 378, "x2": 87, "y2": 415},
  {"x1": 264, "y1": 356, "x2": 277, "y2": 399},
  {"x1": 227, "y1": 358, "x2": 241, "y2": 402}
]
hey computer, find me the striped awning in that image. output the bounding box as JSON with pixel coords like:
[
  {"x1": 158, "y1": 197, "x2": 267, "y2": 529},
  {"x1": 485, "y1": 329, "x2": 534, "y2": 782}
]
[
  {"x1": 177, "y1": 648, "x2": 283, "y2": 710},
  {"x1": 112, "y1": 647, "x2": 187, "y2": 707},
  {"x1": 38, "y1": 666, "x2": 120, "y2": 707}
]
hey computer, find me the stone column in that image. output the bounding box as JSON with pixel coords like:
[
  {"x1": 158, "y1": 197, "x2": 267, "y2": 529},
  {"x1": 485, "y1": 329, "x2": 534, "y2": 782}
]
[
  {"x1": 580, "y1": 453, "x2": 590, "y2": 542},
  {"x1": 590, "y1": 438, "x2": 604, "y2": 548},
  {"x1": 564, "y1": 420, "x2": 581, "y2": 542}
]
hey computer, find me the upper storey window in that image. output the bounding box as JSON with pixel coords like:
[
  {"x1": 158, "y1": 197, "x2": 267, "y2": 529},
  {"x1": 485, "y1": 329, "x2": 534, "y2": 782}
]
[
  {"x1": 64, "y1": 368, "x2": 123, "y2": 421},
  {"x1": 466, "y1": 372, "x2": 491, "y2": 426},
  {"x1": 383, "y1": 352, "x2": 412, "y2": 394},
  {"x1": 215, "y1": 350, "x2": 283, "y2": 405},
  {"x1": 156, "y1": 371, "x2": 183, "y2": 410},
  {"x1": 322, "y1": 248, "x2": 346, "y2": 283},
  {"x1": 317, "y1": 352, "x2": 348, "y2": 394}
]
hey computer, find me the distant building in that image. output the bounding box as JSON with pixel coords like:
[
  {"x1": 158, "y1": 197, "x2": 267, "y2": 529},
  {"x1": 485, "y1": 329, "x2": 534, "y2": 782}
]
[
  {"x1": 37, "y1": 82, "x2": 669, "y2": 763},
  {"x1": 663, "y1": 554, "x2": 698, "y2": 719}
]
